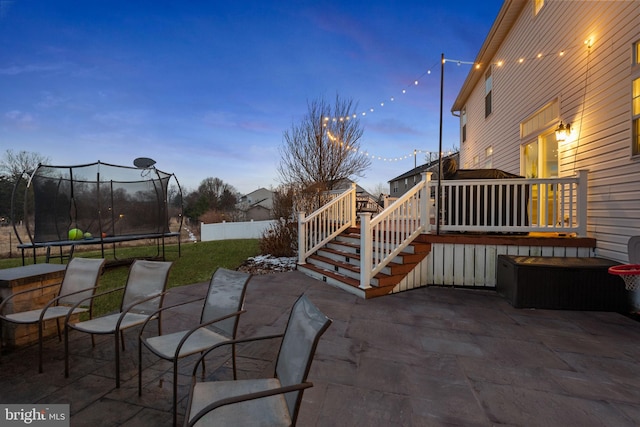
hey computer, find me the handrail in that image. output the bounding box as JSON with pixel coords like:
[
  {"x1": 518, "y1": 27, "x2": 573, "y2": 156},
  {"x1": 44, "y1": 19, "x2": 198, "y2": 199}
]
[
  {"x1": 434, "y1": 170, "x2": 588, "y2": 235},
  {"x1": 298, "y1": 184, "x2": 356, "y2": 264},
  {"x1": 359, "y1": 172, "x2": 431, "y2": 289}
]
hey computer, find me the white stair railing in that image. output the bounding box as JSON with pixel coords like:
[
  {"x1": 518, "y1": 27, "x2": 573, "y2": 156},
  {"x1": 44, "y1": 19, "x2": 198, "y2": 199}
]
[
  {"x1": 359, "y1": 172, "x2": 431, "y2": 289},
  {"x1": 298, "y1": 184, "x2": 357, "y2": 264}
]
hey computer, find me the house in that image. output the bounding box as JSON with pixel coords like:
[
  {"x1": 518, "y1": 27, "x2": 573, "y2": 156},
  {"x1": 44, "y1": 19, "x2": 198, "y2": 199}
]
[
  {"x1": 451, "y1": 0, "x2": 640, "y2": 263},
  {"x1": 237, "y1": 188, "x2": 274, "y2": 221},
  {"x1": 388, "y1": 152, "x2": 459, "y2": 198}
]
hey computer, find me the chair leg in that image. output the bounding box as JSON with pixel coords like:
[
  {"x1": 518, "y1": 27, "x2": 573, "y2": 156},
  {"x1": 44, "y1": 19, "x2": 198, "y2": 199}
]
[
  {"x1": 138, "y1": 339, "x2": 143, "y2": 396},
  {"x1": 232, "y1": 342, "x2": 237, "y2": 380},
  {"x1": 64, "y1": 324, "x2": 70, "y2": 378},
  {"x1": 115, "y1": 331, "x2": 121, "y2": 388},
  {"x1": 173, "y1": 359, "x2": 179, "y2": 427},
  {"x1": 56, "y1": 318, "x2": 62, "y2": 341}
]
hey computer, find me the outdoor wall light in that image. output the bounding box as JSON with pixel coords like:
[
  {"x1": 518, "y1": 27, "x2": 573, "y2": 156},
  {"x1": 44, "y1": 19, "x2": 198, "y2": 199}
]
[{"x1": 555, "y1": 121, "x2": 571, "y2": 142}]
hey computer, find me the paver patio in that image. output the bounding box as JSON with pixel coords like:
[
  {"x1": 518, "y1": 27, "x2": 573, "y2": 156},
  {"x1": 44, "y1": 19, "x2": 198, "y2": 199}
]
[{"x1": 1, "y1": 270, "x2": 640, "y2": 426}]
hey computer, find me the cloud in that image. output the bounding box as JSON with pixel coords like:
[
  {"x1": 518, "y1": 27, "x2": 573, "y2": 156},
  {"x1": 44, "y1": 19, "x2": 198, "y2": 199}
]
[
  {"x1": 0, "y1": 63, "x2": 63, "y2": 75},
  {"x1": 3, "y1": 110, "x2": 36, "y2": 129}
]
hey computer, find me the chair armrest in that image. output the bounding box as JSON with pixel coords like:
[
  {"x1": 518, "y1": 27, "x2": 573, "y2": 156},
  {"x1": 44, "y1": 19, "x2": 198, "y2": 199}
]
[
  {"x1": 138, "y1": 296, "x2": 206, "y2": 337},
  {"x1": 191, "y1": 333, "x2": 285, "y2": 376},
  {"x1": 38, "y1": 285, "x2": 101, "y2": 322},
  {"x1": 64, "y1": 286, "x2": 126, "y2": 325},
  {"x1": 187, "y1": 382, "x2": 314, "y2": 427},
  {"x1": 115, "y1": 290, "x2": 171, "y2": 331},
  {"x1": 0, "y1": 282, "x2": 64, "y2": 315},
  {"x1": 171, "y1": 309, "x2": 246, "y2": 359}
]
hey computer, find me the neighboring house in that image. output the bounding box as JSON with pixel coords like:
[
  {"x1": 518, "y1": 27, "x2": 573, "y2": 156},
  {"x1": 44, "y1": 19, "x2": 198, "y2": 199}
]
[
  {"x1": 388, "y1": 152, "x2": 459, "y2": 198},
  {"x1": 238, "y1": 188, "x2": 274, "y2": 221},
  {"x1": 451, "y1": 0, "x2": 640, "y2": 262}
]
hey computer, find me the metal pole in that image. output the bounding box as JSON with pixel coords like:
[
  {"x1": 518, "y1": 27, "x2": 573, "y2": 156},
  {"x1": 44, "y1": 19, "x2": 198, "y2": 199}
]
[{"x1": 437, "y1": 53, "x2": 444, "y2": 235}]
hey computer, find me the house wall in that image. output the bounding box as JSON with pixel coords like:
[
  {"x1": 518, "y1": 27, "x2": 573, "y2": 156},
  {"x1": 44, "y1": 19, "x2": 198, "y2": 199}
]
[{"x1": 459, "y1": 0, "x2": 640, "y2": 262}]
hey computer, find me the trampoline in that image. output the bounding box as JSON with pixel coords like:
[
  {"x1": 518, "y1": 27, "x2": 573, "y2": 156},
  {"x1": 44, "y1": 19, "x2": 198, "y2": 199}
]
[{"x1": 13, "y1": 161, "x2": 183, "y2": 264}]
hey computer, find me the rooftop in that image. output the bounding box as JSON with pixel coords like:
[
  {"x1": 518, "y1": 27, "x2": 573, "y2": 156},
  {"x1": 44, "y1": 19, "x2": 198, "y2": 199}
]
[{"x1": 2, "y1": 270, "x2": 640, "y2": 426}]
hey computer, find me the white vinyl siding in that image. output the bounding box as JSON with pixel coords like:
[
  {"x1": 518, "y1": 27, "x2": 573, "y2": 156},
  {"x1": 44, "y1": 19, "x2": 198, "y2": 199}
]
[{"x1": 458, "y1": 0, "x2": 640, "y2": 262}]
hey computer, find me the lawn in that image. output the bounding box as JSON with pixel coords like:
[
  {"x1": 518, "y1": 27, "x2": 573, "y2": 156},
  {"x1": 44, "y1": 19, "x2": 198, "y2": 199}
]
[{"x1": 0, "y1": 239, "x2": 261, "y2": 316}]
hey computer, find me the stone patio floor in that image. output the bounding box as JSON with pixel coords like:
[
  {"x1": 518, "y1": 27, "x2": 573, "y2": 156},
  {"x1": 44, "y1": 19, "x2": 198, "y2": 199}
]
[{"x1": 2, "y1": 270, "x2": 640, "y2": 426}]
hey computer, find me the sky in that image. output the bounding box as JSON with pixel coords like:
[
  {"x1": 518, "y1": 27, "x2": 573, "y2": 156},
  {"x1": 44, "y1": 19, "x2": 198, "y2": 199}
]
[{"x1": 0, "y1": 0, "x2": 504, "y2": 195}]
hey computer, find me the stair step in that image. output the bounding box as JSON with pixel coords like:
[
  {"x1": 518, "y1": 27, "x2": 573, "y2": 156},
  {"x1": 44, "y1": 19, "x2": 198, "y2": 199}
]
[
  {"x1": 299, "y1": 226, "x2": 432, "y2": 299},
  {"x1": 297, "y1": 263, "x2": 397, "y2": 299}
]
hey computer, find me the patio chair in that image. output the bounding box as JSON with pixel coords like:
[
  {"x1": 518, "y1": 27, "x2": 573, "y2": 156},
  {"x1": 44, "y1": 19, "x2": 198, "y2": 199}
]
[
  {"x1": 64, "y1": 259, "x2": 173, "y2": 387},
  {"x1": 138, "y1": 268, "x2": 252, "y2": 427},
  {"x1": 183, "y1": 294, "x2": 332, "y2": 427},
  {"x1": 0, "y1": 257, "x2": 106, "y2": 373}
]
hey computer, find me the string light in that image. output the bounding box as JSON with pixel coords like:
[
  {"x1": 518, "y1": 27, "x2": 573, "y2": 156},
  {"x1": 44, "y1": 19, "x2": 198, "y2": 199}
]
[
  {"x1": 320, "y1": 43, "x2": 581, "y2": 161},
  {"x1": 325, "y1": 130, "x2": 452, "y2": 163},
  {"x1": 322, "y1": 44, "x2": 578, "y2": 123}
]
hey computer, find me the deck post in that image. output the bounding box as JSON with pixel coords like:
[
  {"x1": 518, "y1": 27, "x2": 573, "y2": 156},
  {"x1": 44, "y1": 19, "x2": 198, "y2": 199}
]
[
  {"x1": 422, "y1": 172, "x2": 431, "y2": 233},
  {"x1": 576, "y1": 170, "x2": 588, "y2": 237},
  {"x1": 359, "y1": 212, "x2": 372, "y2": 289},
  {"x1": 350, "y1": 183, "x2": 358, "y2": 228},
  {"x1": 297, "y1": 211, "x2": 306, "y2": 264}
]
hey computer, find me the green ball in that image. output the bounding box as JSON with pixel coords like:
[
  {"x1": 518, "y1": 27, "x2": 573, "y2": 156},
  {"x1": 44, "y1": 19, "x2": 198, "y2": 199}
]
[
  {"x1": 68, "y1": 228, "x2": 83, "y2": 240},
  {"x1": 84, "y1": 232, "x2": 93, "y2": 239}
]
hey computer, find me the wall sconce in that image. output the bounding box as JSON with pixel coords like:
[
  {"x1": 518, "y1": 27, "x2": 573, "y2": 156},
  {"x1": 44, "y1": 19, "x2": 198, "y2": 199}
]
[{"x1": 555, "y1": 121, "x2": 571, "y2": 142}]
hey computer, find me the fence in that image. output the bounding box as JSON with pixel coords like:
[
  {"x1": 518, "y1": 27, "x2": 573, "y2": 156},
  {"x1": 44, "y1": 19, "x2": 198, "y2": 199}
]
[{"x1": 200, "y1": 219, "x2": 277, "y2": 241}]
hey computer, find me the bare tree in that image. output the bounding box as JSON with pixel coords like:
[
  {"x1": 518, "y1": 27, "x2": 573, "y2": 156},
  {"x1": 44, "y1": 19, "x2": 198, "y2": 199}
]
[
  {"x1": 277, "y1": 95, "x2": 371, "y2": 191},
  {"x1": 197, "y1": 177, "x2": 238, "y2": 211},
  {"x1": 0, "y1": 149, "x2": 49, "y2": 179}
]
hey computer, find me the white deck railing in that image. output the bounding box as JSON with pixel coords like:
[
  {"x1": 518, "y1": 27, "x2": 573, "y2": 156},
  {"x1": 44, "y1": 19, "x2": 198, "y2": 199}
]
[
  {"x1": 435, "y1": 170, "x2": 587, "y2": 235},
  {"x1": 297, "y1": 183, "x2": 357, "y2": 264},
  {"x1": 298, "y1": 170, "x2": 588, "y2": 288}
]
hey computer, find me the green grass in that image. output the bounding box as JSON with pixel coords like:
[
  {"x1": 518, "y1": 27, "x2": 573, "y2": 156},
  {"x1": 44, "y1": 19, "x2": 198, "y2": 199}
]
[{"x1": 0, "y1": 239, "x2": 260, "y2": 316}]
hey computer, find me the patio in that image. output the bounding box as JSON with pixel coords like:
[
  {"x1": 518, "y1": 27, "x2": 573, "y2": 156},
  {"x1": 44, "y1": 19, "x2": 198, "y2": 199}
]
[{"x1": 2, "y1": 270, "x2": 640, "y2": 426}]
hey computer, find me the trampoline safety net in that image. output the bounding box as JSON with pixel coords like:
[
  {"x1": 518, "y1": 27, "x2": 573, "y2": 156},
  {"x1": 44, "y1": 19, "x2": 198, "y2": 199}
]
[{"x1": 27, "y1": 162, "x2": 177, "y2": 243}]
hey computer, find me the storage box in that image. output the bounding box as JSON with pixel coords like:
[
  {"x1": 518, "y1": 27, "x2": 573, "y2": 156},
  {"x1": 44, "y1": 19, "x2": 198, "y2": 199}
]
[{"x1": 496, "y1": 255, "x2": 630, "y2": 311}]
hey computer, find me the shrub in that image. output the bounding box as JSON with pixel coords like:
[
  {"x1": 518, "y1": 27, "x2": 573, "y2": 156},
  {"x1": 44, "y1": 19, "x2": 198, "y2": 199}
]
[{"x1": 259, "y1": 218, "x2": 297, "y2": 257}]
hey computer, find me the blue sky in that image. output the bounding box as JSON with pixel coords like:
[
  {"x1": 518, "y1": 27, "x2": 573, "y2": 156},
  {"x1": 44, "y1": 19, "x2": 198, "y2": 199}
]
[{"x1": 0, "y1": 0, "x2": 503, "y2": 194}]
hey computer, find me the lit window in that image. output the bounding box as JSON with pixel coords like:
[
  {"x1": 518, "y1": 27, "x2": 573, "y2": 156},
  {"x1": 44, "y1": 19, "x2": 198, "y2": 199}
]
[
  {"x1": 635, "y1": 40, "x2": 640, "y2": 65},
  {"x1": 473, "y1": 155, "x2": 479, "y2": 166},
  {"x1": 534, "y1": 0, "x2": 544, "y2": 16},
  {"x1": 633, "y1": 77, "x2": 640, "y2": 155},
  {"x1": 461, "y1": 107, "x2": 467, "y2": 142},
  {"x1": 485, "y1": 146, "x2": 493, "y2": 168},
  {"x1": 485, "y1": 67, "x2": 493, "y2": 118}
]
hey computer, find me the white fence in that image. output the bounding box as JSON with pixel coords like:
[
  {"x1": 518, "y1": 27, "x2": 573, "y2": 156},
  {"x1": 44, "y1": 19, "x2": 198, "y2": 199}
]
[{"x1": 201, "y1": 219, "x2": 277, "y2": 241}]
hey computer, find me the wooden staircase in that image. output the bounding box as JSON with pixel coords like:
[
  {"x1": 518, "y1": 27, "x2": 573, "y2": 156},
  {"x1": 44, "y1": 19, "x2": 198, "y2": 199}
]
[{"x1": 297, "y1": 227, "x2": 431, "y2": 298}]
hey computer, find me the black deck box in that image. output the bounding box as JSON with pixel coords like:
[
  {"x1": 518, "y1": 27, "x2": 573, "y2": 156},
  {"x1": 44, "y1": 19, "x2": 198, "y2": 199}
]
[{"x1": 496, "y1": 255, "x2": 630, "y2": 311}]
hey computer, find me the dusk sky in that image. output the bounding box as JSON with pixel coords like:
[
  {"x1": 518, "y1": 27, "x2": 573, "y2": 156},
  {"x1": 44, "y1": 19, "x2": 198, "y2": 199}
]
[{"x1": 0, "y1": 0, "x2": 503, "y2": 195}]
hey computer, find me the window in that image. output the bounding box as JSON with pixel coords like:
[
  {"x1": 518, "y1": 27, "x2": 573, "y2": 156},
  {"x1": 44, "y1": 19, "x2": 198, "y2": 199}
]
[
  {"x1": 404, "y1": 178, "x2": 408, "y2": 189},
  {"x1": 461, "y1": 107, "x2": 467, "y2": 142},
  {"x1": 633, "y1": 41, "x2": 640, "y2": 155},
  {"x1": 633, "y1": 77, "x2": 640, "y2": 155},
  {"x1": 534, "y1": 0, "x2": 544, "y2": 16},
  {"x1": 473, "y1": 155, "x2": 479, "y2": 166},
  {"x1": 485, "y1": 67, "x2": 493, "y2": 118},
  {"x1": 485, "y1": 146, "x2": 493, "y2": 168}
]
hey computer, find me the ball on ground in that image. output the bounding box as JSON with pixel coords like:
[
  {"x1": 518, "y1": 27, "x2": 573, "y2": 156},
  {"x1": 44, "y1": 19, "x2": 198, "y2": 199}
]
[{"x1": 84, "y1": 232, "x2": 93, "y2": 239}]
